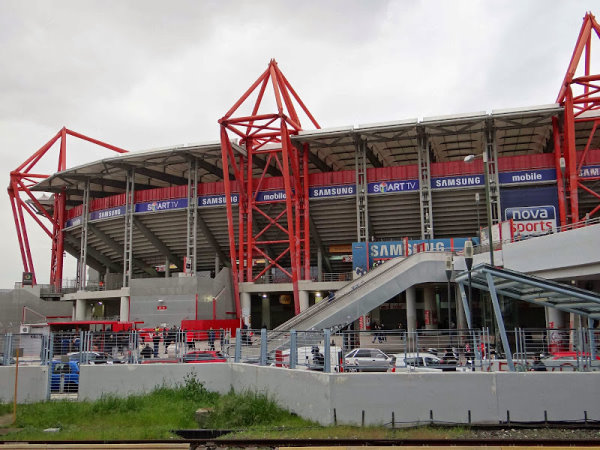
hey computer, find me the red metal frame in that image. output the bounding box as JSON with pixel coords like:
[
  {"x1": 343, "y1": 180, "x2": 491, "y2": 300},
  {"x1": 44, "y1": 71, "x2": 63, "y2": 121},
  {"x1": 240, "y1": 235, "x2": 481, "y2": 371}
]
[
  {"x1": 555, "y1": 12, "x2": 600, "y2": 224},
  {"x1": 219, "y1": 60, "x2": 319, "y2": 317},
  {"x1": 8, "y1": 127, "x2": 127, "y2": 288}
]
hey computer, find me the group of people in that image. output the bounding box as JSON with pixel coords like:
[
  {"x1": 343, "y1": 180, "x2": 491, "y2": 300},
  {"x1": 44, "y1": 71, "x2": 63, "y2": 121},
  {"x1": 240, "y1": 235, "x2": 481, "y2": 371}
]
[{"x1": 139, "y1": 326, "x2": 231, "y2": 359}]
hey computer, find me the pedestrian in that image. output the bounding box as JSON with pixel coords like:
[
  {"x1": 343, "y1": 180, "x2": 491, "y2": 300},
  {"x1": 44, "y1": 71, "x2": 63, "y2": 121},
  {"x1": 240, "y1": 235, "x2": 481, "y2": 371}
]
[
  {"x1": 531, "y1": 354, "x2": 547, "y2": 372},
  {"x1": 152, "y1": 327, "x2": 161, "y2": 358},
  {"x1": 220, "y1": 328, "x2": 225, "y2": 350},
  {"x1": 371, "y1": 322, "x2": 380, "y2": 343},
  {"x1": 208, "y1": 327, "x2": 215, "y2": 351},
  {"x1": 379, "y1": 322, "x2": 386, "y2": 342},
  {"x1": 140, "y1": 343, "x2": 153, "y2": 359}
]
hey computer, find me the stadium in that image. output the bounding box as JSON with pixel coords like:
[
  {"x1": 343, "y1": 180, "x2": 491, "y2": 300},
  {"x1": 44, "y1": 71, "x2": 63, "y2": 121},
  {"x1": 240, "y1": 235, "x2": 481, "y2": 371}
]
[{"x1": 5, "y1": 12, "x2": 600, "y2": 337}]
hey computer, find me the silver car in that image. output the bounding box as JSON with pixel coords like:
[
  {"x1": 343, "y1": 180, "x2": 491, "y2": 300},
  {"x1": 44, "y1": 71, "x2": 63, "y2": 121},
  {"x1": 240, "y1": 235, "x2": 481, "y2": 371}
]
[{"x1": 344, "y1": 348, "x2": 394, "y2": 372}]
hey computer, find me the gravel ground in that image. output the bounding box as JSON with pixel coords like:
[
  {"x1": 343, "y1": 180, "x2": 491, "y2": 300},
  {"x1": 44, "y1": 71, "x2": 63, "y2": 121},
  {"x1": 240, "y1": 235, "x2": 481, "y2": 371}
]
[{"x1": 462, "y1": 427, "x2": 600, "y2": 441}]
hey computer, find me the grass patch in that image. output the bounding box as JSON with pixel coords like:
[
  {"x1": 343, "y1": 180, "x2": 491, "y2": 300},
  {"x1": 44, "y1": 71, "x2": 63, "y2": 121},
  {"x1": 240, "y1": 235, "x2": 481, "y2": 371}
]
[
  {"x1": 0, "y1": 374, "x2": 317, "y2": 441},
  {"x1": 0, "y1": 374, "x2": 473, "y2": 442},
  {"x1": 0, "y1": 373, "x2": 221, "y2": 441}
]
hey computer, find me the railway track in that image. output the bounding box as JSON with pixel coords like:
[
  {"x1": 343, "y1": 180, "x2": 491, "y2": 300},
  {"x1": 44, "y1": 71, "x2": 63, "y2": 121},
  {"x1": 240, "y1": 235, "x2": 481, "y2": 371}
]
[{"x1": 1, "y1": 437, "x2": 600, "y2": 449}]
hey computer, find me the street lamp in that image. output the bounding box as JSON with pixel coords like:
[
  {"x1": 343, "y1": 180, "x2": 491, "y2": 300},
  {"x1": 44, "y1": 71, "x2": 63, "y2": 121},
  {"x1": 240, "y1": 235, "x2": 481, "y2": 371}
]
[
  {"x1": 464, "y1": 152, "x2": 495, "y2": 266},
  {"x1": 445, "y1": 255, "x2": 454, "y2": 329},
  {"x1": 475, "y1": 192, "x2": 480, "y2": 233},
  {"x1": 464, "y1": 239, "x2": 474, "y2": 328}
]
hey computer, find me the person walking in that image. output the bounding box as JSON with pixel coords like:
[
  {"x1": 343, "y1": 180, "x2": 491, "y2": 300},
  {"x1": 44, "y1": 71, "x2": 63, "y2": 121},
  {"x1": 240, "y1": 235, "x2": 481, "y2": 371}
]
[
  {"x1": 208, "y1": 328, "x2": 216, "y2": 351},
  {"x1": 152, "y1": 327, "x2": 161, "y2": 358}
]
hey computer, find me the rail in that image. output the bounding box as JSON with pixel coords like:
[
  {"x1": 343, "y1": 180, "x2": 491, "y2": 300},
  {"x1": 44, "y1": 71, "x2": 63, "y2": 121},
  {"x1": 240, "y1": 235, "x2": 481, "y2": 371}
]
[{"x1": 4, "y1": 326, "x2": 596, "y2": 374}]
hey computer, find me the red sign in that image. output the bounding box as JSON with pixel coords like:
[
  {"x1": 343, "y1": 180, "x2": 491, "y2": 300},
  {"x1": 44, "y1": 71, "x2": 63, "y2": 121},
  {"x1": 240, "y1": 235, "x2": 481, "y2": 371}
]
[{"x1": 157, "y1": 305, "x2": 167, "y2": 311}]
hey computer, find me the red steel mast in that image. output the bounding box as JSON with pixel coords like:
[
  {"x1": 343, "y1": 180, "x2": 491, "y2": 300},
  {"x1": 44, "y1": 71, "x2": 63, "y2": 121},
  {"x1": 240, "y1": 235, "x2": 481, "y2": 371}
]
[
  {"x1": 219, "y1": 60, "x2": 320, "y2": 318},
  {"x1": 555, "y1": 12, "x2": 600, "y2": 225},
  {"x1": 8, "y1": 128, "x2": 127, "y2": 289}
]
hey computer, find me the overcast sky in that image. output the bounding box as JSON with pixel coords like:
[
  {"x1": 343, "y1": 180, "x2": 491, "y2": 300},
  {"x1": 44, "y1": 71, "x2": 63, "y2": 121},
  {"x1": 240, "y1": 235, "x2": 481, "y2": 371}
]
[{"x1": 0, "y1": 1, "x2": 597, "y2": 288}]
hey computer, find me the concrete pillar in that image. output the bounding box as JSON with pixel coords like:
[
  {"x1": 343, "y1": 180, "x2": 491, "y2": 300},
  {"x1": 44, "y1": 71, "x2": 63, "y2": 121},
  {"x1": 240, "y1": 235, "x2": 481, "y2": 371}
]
[
  {"x1": 456, "y1": 284, "x2": 467, "y2": 330},
  {"x1": 165, "y1": 258, "x2": 170, "y2": 278},
  {"x1": 261, "y1": 295, "x2": 271, "y2": 329},
  {"x1": 406, "y1": 286, "x2": 417, "y2": 332},
  {"x1": 546, "y1": 307, "x2": 564, "y2": 329},
  {"x1": 119, "y1": 296, "x2": 129, "y2": 322},
  {"x1": 317, "y1": 247, "x2": 323, "y2": 282},
  {"x1": 215, "y1": 254, "x2": 220, "y2": 276},
  {"x1": 423, "y1": 285, "x2": 437, "y2": 329},
  {"x1": 241, "y1": 292, "x2": 251, "y2": 326},
  {"x1": 299, "y1": 290, "x2": 310, "y2": 312},
  {"x1": 75, "y1": 299, "x2": 87, "y2": 321}
]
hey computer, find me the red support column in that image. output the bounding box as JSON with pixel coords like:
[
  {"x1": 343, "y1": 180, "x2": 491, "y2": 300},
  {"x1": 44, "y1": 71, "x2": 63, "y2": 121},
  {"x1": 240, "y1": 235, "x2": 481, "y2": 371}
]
[
  {"x1": 10, "y1": 128, "x2": 129, "y2": 289},
  {"x1": 555, "y1": 12, "x2": 600, "y2": 224},
  {"x1": 552, "y1": 117, "x2": 567, "y2": 226},
  {"x1": 219, "y1": 60, "x2": 319, "y2": 317}
]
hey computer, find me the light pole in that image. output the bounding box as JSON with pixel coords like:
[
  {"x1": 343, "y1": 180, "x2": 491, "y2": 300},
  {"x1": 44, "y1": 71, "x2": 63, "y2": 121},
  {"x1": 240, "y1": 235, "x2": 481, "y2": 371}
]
[
  {"x1": 464, "y1": 153, "x2": 494, "y2": 266},
  {"x1": 475, "y1": 192, "x2": 480, "y2": 234},
  {"x1": 445, "y1": 255, "x2": 453, "y2": 329},
  {"x1": 464, "y1": 239, "x2": 474, "y2": 328}
]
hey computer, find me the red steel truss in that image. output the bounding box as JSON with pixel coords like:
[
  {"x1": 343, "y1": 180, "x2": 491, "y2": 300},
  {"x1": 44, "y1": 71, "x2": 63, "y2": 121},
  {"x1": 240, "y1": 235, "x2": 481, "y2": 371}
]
[
  {"x1": 555, "y1": 12, "x2": 600, "y2": 225},
  {"x1": 219, "y1": 60, "x2": 320, "y2": 317},
  {"x1": 8, "y1": 127, "x2": 128, "y2": 288}
]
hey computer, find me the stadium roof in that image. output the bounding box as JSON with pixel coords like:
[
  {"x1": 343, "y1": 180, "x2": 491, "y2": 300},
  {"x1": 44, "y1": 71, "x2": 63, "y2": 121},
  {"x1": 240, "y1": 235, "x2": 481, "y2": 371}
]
[{"x1": 33, "y1": 104, "x2": 564, "y2": 198}]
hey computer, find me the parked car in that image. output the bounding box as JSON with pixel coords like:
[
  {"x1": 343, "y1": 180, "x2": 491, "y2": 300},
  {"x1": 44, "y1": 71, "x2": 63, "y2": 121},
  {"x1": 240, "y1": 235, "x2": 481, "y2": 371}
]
[
  {"x1": 183, "y1": 350, "x2": 228, "y2": 363},
  {"x1": 273, "y1": 345, "x2": 343, "y2": 371},
  {"x1": 344, "y1": 348, "x2": 394, "y2": 372},
  {"x1": 67, "y1": 351, "x2": 123, "y2": 365},
  {"x1": 391, "y1": 352, "x2": 454, "y2": 372},
  {"x1": 50, "y1": 360, "x2": 79, "y2": 393}
]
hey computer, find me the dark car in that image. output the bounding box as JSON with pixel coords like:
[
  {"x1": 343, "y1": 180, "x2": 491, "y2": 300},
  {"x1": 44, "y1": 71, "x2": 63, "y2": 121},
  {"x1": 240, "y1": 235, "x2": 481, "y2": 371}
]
[
  {"x1": 183, "y1": 350, "x2": 228, "y2": 363},
  {"x1": 50, "y1": 360, "x2": 79, "y2": 393},
  {"x1": 67, "y1": 351, "x2": 123, "y2": 365}
]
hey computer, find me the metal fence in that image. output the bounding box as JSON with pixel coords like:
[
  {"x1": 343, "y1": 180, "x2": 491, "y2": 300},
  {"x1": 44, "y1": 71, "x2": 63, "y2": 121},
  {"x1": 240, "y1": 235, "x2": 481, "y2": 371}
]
[{"x1": 1, "y1": 327, "x2": 598, "y2": 375}]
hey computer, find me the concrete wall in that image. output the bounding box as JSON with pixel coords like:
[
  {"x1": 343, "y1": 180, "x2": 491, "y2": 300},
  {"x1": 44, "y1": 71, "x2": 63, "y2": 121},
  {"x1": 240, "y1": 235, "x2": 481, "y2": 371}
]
[
  {"x1": 502, "y1": 223, "x2": 600, "y2": 279},
  {"x1": 0, "y1": 287, "x2": 72, "y2": 334},
  {"x1": 129, "y1": 268, "x2": 234, "y2": 327},
  {"x1": 5, "y1": 363, "x2": 596, "y2": 426},
  {"x1": 0, "y1": 366, "x2": 48, "y2": 403}
]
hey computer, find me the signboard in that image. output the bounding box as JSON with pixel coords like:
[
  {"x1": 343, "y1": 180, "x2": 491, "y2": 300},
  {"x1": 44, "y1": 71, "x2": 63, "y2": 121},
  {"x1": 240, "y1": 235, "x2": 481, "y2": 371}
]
[
  {"x1": 352, "y1": 237, "x2": 476, "y2": 277},
  {"x1": 22, "y1": 272, "x2": 33, "y2": 286},
  {"x1": 157, "y1": 305, "x2": 167, "y2": 311},
  {"x1": 498, "y1": 169, "x2": 556, "y2": 185},
  {"x1": 501, "y1": 186, "x2": 560, "y2": 238},
  {"x1": 66, "y1": 166, "x2": 592, "y2": 228}
]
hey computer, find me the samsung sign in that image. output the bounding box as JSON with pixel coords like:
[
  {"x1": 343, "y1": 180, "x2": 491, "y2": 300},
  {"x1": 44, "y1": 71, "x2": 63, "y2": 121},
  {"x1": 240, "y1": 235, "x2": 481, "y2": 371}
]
[{"x1": 66, "y1": 165, "x2": 593, "y2": 228}]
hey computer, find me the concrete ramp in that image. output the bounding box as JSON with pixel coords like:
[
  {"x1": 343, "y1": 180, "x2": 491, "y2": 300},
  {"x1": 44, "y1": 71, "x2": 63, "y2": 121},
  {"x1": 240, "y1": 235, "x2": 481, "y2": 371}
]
[{"x1": 276, "y1": 252, "x2": 450, "y2": 331}]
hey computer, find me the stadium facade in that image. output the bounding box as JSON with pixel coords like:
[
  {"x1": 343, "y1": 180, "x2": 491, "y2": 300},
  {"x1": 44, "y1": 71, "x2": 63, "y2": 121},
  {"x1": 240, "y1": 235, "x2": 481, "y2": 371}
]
[{"x1": 6, "y1": 13, "x2": 600, "y2": 334}]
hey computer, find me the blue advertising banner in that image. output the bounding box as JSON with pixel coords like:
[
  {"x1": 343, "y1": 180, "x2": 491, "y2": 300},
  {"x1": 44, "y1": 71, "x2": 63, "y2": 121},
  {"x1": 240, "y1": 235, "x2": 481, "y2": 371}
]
[
  {"x1": 135, "y1": 198, "x2": 188, "y2": 213},
  {"x1": 368, "y1": 180, "x2": 419, "y2": 194},
  {"x1": 64, "y1": 168, "x2": 567, "y2": 228},
  {"x1": 581, "y1": 165, "x2": 600, "y2": 179},
  {"x1": 431, "y1": 175, "x2": 484, "y2": 189},
  {"x1": 352, "y1": 238, "x2": 476, "y2": 277},
  {"x1": 89, "y1": 206, "x2": 126, "y2": 221},
  {"x1": 198, "y1": 194, "x2": 239, "y2": 207},
  {"x1": 65, "y1": 216, "x2": 82, "y2": 228},
  {"x1": 500, "y1": 185, "x2": 560, "y2": 237},
  {"x1": 309, "y1": 184, "x2": 355, "y2": 198},
  {"x1": 498, "y1": 168, "x2": 556, "y2": 185}
]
